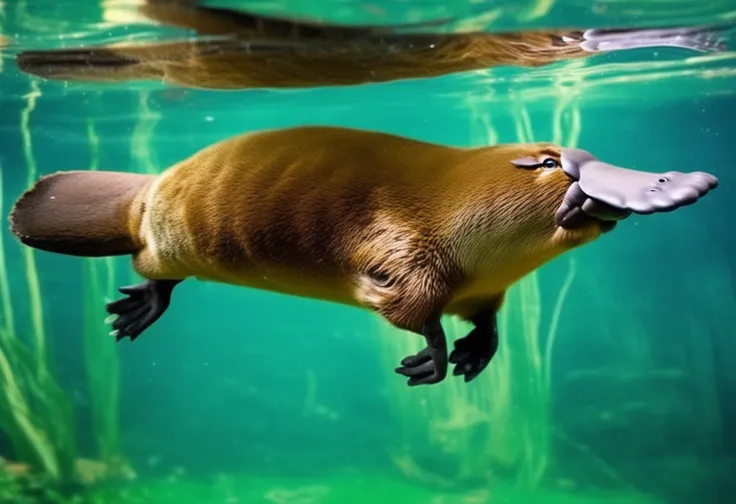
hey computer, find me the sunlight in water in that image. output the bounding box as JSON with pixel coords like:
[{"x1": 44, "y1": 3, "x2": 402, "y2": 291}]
[{"x1": 101, "y1": 0, "x2": 154, "y2": 25}]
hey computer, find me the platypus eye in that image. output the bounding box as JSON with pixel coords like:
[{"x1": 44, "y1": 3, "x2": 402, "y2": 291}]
[
  {"x1": 367, "y1": 265, "x2": 394, "y2": 288},
  {"x1": 543, "y1": 158, "x2": 559, "y2": 169}
]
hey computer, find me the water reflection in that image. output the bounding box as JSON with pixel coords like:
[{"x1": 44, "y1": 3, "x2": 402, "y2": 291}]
[{"x1": 11, "y1": 0, "x2": 731, "y2": 90}]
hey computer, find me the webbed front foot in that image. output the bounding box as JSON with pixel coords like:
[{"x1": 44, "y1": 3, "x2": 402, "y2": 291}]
[
  {"x1": 395, "y1": 319, "x2": 448, "y2": 386},
  {"x1": 396, "y1": 347, "x2": 441, "y2": 386},
  {"x1": 449, "y1": 330, "x2": 494, "y2": 383},
  {"x1": 105, "y1": 279, "x2": 182, "y2": 341},
  {"x1": 449, "y1": 310, "x2": 499, "y2": 383}
]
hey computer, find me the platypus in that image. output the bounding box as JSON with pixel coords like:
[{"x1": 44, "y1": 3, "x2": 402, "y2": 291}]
[
  {"x1": 14, "y1": 0, "x2": 729, "y2": 89},
  {"x1": 8, "y1": 126, "x2": 719, "y2": 386}
]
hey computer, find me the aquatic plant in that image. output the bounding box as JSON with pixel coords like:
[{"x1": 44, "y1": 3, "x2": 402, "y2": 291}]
[
  {"x1": 0, "y1": 81, "x2": 79, "y2": 482},
  {"x1": 0, "y1": 164, "x2": 15, "y2": 343},
  {"x1": 0, "y1": 79, "x2": 131, "y2": 486},
  {"x1": 131, "y1": 90, "x2": 162, "y2": 176},
  {"x1": 0, "y1": 464, "x2": 36, "y2": 504},
  {"x1": 61, "y1": 85, "x2": 161, "y2": 480},
  {"x1": 0, "y1": 208, "x2": 78, "y2": 483},
  {"x1": 0, "y1": 33, "x2": 163, "y2": 478},
  {"x1": 81, "y1": 112, "x2": 126, "y2": 471}
]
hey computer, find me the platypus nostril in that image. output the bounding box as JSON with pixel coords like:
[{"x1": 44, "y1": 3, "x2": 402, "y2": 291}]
[
  {"x1": 657, "y1": 177, "x2": 668, "y2": 183},
  {"x1": 648, "y1": 187, "x2": 660, "y2": 193}
]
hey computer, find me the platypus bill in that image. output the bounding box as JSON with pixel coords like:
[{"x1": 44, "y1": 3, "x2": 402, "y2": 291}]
[{"x1": 8, "y1": 126, "x2": 719, "y2": 386}]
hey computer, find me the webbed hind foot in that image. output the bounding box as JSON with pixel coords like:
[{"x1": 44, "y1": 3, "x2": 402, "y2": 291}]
[{"x1": 105, "y1": 279, "x2": 182, "y2": 341}]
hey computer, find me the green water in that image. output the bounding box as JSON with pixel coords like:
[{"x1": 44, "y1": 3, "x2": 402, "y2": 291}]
[{"x1": 0, "y1": 1, "x2": 735, "y2": 503}]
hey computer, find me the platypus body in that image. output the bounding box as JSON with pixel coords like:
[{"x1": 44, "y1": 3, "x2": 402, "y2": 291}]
[
  {"x1": 14, "y1": 0, "x2": 729, "y2": 90},
  {"x1": 9, "y1": 126, "x2": 719, "y2": 386}
]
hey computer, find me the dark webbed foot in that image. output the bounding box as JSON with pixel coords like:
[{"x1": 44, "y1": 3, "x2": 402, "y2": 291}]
[
  {"x1": 105, "y1": 279, "x2": 182, "y2": 341},
  {"x1": 449, "y1": 310, "x2": 499, "y2": 383},
  {"x1": 395, "y1": 318, "x2": 448, "y2": 386}
]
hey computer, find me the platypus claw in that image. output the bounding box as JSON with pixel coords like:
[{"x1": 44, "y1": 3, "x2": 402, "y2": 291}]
[
  {"x1": 105, "y1": 279, "x2": 181, "y2": 342},
  {"x1": 449, "y1": 328, "x2": 495, "y2": 383},
  {"x1": 396, "y1": 347, "x2": 445, "y2": 386}
]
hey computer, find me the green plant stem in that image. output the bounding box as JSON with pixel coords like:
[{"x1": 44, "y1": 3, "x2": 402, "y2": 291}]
[
  {"x1": 19, "y1": 79, "x2": 48, "y2": 378},
  {"x1": 544, "y1": 259, "x2": 577, "y2": 392},
  {"x1": 0, "y1": 169, "x2": 15, "y2": 335},
  {"x1": 0, "y1": 337, "x2": 59, "y2": 478},
  {"x1": 83, "y1": 112, "x2": 123, "y2": 464},
  {"x1": 132, "y1": 90, "x2": 161, "y2": 175},
  {"x1": 0, "y1": 75, "x2": 78, "y2": 482}
]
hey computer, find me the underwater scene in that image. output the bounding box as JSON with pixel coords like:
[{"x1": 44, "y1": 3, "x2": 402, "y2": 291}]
[{"x1": 0, "y1": 0, "x2": 735, "y2": 503}]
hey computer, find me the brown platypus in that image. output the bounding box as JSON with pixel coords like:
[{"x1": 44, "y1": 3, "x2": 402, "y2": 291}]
[
  {"x1": 8, "y1": 126, "x2": 719, "y2": 385},
  {"x1": 14, "y1": 0, "x2": 729, "y2": 90}
]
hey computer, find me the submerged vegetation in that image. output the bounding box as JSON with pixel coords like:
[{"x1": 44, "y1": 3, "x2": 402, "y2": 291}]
[
  {"x1": 0, "y1": 83, "x2": 138, "y2": 501},
  {"x1": 0, "y1": 5, "x2": 164, "y2": 493},
  {"x1": 0, "y1": 5, "x2": 162, "y2": 495},
  {"x1": 0, "y1": 105, "x2": 78, "y2": 486}
]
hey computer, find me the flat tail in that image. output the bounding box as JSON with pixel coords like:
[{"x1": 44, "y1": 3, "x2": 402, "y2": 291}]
[
  {"x1": 15, "y1": 46, "x2": 161, "y2": 83},
  {"x1": 9, "y1": 171, "x2": 153, "y2": 257}
]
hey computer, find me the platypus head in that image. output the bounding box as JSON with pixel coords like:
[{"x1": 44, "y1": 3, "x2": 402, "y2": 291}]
[
  {"x1": 505, "y1": 143, "x2": 719, "y2": 247},
  {"x1": 447, "y1": 143, "x2": 719, "y2": 291}
]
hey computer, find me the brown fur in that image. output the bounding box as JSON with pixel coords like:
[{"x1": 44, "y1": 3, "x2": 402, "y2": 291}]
[
  {"x1": 8, "y1": 126, "x2": 602, "y2": 333},
  {"x1": 15, "y1": 0, "x2": 589, "y2": 89}
]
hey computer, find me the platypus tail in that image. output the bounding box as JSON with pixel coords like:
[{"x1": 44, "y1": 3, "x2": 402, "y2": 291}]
[{"x1": 9, "y1": 171, "x2": 153, "y2": 257}]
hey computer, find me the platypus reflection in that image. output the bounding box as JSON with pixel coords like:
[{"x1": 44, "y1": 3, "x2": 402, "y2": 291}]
[
  {"x1": 9, "y1": 126, "x2": 718, "y2": 385},
  {"x1": 15, "y1": 0, "x2": 729, "y2": 89}
]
